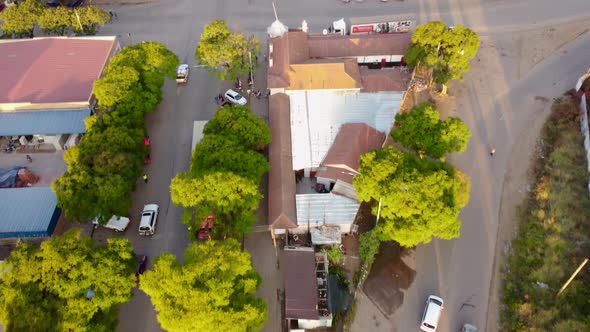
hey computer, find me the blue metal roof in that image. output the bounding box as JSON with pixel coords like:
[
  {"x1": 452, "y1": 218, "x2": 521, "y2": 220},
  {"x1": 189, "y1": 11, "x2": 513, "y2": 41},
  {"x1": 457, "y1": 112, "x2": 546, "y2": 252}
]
[
  {"x1": 0, "y1": 109, "x2": 90, "y2": 136},
  {"x1": 0, "y1": 187, "x2": 60, "y2": 239}
]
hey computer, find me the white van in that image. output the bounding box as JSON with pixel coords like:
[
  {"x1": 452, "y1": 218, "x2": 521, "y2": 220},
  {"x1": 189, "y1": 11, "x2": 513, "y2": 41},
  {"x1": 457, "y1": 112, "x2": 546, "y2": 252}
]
[
  {"x1": 93, "y1": 215, "x2": 130, "y2": 232},
  {"x1": 138, "y1": 204, "x2": 159, "y2": 236},
  {"x1": 420, "y1": 295, "x2": 444, "y2": 332}
]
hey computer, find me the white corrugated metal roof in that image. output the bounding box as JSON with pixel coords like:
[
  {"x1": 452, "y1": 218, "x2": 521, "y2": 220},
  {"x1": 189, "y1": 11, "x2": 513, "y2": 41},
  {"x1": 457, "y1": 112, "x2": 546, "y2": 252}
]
[
  {"x1": 296, "y1": 193, "x2": 360, "y2": 227},
  {"x1": 287, "y1": 90, "x2": 403, "y2": 169}
]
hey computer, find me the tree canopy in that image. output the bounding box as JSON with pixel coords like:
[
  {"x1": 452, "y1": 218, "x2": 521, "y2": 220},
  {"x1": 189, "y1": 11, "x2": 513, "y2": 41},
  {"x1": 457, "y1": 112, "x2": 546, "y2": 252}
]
[
  {"x1": 404, "y1": 21, "x2": 480, "y2": 93},
  {"x1": 0, "y1": 0, "x2": 43, "y2": 38},
  {"x1": 0, "y1": 229, "x2": 136, "y2": 331},
  {"x1": 53, "y1": 42, "x2": 179, "y2": 222},
  {"x1": 195, "y1": 20, "x2": 261, "y2": 80},
  {"x1": 0, "y1": 1, "x2": 109, "y2": 38},
  {"x1": 140, "y1": 239, "x2": 267, "y2": 332},
  {"x1": 390, "y1": 102, "x2": 471, "y2": 159},
  {"x1": 190, "y1": 134, "x2": 269, "y2": 182},
  {"x1": 171, "y1": 172, "x2": 262, "y2": 238},
  {"x1": 353, "y1": 147, "x2": 470, "y2": 247},
  {"x1": 203, "y1": 105, "x2": 271, "y2": 150},
  {"x1": 171, "y1": 105, "x2": 269, "y2": 238}
]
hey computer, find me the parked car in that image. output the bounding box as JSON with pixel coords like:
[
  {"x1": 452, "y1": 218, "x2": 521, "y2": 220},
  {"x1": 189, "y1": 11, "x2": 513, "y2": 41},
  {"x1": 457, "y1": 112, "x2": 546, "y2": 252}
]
[
  {"x1": 461, "y1": 323, "x2": 477, "y2": 332},
  {"x1": 420, "y1": 295, "x2": 444, "y2": 332},
  {"x1": 224, "y1": 89, "x2": 247, "y2": 105},
  {"x1": 197, "y1": 215, "x2": 214, "y2": 240},
  {"x1": 135, "y1": 255, "x2": 148, "y2": 280},
  {"x1": 138, "y1": 204, "x2": 159, "y2": 236},
  {"x1": 92, "y1": 215, "x2": 130, "y2": 232},
  {"x1": 176, "y1": 64, "x2": 189, "y2": 83}
]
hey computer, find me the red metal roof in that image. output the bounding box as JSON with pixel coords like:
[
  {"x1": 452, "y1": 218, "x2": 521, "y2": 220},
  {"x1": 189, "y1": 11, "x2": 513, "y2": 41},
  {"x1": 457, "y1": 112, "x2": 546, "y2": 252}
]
[
  {"x1": 0, "y1": 37, "x2": 116, "y2": 105},
  {"x1": 268, "y1": 93, "x2": 298, "y2": 229},
  {"x1": 316, "y1": 123, "x2": 385, "y2": 184}
]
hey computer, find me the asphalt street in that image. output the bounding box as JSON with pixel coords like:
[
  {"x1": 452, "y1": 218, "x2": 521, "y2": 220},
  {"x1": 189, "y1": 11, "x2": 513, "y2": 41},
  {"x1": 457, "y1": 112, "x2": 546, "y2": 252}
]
[{"x1": 95, "y1": 1, "x2": 590, "y2": 331}]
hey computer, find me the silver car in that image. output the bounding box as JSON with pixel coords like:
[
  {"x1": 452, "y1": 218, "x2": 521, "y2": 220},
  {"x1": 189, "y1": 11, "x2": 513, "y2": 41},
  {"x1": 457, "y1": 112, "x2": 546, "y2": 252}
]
[
  {"x1": 138, "y1": 204, "x2": 159, "y2": 236},
  {"x1": 224, "y1": 89, "x2": 247, "y2": 106}
]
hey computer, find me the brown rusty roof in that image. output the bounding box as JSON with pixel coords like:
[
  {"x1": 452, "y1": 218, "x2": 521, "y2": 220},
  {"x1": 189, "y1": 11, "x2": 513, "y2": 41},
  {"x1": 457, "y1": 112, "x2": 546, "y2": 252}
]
[
  {"x1": 360, "y1": 67, "x2": 411, "y2": 92},
  {"x1": 282, "y1": 249, "x2": 319, "y2": 320},
  {"x1": 316, "y1": 123, "x2": 385, "y2": 184},
  {"x1": 307, "y1": 32, "x2": 412, "y2": 58},
  {"x1": 0, "y1": 37, "x2": 116, "y2": 105},
  {"x1": 268, "y1": 93, "x2": 297, "y2": 229},
  {"x1": 267, "y1": 31, "x2": 309, "y2": 89},
  {"x1": 288, "y1": 59, "x2": 362, "y2": 90}
]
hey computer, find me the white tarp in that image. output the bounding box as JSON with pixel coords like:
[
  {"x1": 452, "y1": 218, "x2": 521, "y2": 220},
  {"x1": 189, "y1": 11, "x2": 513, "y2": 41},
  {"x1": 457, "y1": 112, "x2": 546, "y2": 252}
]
[
  {"x1": 311, "y1": 226, "x2": 342, "y2": 245},
  {"x1": 191, "y1": 121, "x2": 208, "y2": 152},
  {"x1": 267, "y1": 20, "x2": 288, "y2": 38}
]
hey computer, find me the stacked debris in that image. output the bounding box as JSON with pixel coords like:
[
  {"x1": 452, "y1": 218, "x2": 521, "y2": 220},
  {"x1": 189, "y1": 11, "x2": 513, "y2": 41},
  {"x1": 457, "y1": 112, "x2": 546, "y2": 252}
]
[{"x1": 0, "y1": 167, "x2": 39, "y2": 188}]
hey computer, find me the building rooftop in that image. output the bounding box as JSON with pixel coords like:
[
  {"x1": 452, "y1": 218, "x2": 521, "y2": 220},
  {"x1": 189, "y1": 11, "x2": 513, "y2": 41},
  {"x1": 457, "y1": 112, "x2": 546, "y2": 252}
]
[
  {"x1": 0, "y1": 36, "x2": 117, "y2": 106},
  {"x1": 268, "y1": 93, "x2": 297, "y2": 229},
  {"x1": 282, "y1": 248, "x2": 320, "y2": 320},
  {"x1": 268, "y1": 31, "x2": 412, "y2": 90},
  {"x1": 316, "y1": 123, "x2": 385, "y2": 184},
  {"x1": 0, "y1": 187, "x2": 60, "y2": 239},
  {"x1": 307, "y1": 32, "x2": 412, "y2": 58}
]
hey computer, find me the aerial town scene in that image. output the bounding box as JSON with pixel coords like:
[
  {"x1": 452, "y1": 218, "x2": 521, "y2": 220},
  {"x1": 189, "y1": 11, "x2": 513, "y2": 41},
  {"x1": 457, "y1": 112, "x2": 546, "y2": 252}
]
[{"x1": 1, "y1": 0, "x2": 590, "y2": 331}]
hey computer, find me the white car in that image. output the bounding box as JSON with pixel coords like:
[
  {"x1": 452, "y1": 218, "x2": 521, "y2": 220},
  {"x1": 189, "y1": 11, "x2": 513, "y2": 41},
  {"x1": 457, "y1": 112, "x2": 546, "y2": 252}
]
[
  {"x1": 92, "y1": 215, "x2": 130, "y2": 232},
  {"x1": 138, "y1": 204, "x2": 159, "y2": 236},
  {"x1": 176, "y1": 64, "x2": 189, "y2": 83},
  {"x1": 461, "y1": 323, "x2": 477, "y2": 332},
  {"x1": 224, "y1": 89, "x2": 247, "y2": 105},
  {"x1": 420, "y1": 295, "x2": 444, "y2": 332}
]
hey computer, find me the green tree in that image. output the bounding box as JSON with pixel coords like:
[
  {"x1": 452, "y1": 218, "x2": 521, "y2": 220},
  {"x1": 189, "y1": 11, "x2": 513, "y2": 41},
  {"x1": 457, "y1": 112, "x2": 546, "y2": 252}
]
[
  {"x1": 322, "y1": 245, "x2": 345, "y2": 266},
  {"x1": 391, "y1": 102, "x2": 470, "y2": 159},
  {"x1": 353, "y1": 147, "x2": 470, "y2": 247},
  {"x1": 171, "y1": 172, "x2": 262, "y2": 238},
  {"x1": 404, "y1": 22, "x2": 480, "y2": 95},
  {"x1": 73, "y1": 6, "x2": 110, "y2": 35},
  {"x1": 0, "y1": 0, "x2": 44, "y2": 38},
  {"x1": 38, "y1": 6, "x2": 73, "y2": 35},
  {"x1": 93, "y1": 42, "x2": 179, "y2": 111},
  {"x1": 191, "y1": 135, "x2": 269, "y2": 183},
  {"x1": 204, "y1": 106, "x2": 271, "y2": 150},
  {"x1": 359, "y1": 229, "x2": 380, "y2": 266},
  {"x1": 92, "y1": 66, "x2": 142, "y2": 109},
  {"x1": 54, "y1": 42, "x2": 178, "y2": 222},
  {"x1": 195, "y1": 20, "x2": 261, "y2": 80},
  {"x1": 0, "y1": 229, "x2": 136, "y2": 331},
  {"x1": 140, "y1": 240, "x2": 267, "y2": 332}
]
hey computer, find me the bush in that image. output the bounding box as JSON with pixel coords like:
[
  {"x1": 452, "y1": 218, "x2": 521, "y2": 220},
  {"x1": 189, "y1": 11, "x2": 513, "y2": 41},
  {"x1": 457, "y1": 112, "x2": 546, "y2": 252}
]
[
  {"x1": 500, "y1": 96, "x2": 590, "y2": 331},
  {"x1": 322, "y1": 245, "x2": 345, "y2": 266},
  {"x1": 359, "y1": 229, "x2": 380, "y2": 266}
]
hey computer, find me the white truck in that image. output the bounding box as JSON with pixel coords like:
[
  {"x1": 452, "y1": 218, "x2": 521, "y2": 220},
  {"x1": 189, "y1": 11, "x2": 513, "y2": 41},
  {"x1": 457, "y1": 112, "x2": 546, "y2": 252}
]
[
  {"x1": 326, "y1": 16, "x2": 416, "y2": 35},
  {"x1": 92, "y1": 215, "x2": 130, "y2": 232}
]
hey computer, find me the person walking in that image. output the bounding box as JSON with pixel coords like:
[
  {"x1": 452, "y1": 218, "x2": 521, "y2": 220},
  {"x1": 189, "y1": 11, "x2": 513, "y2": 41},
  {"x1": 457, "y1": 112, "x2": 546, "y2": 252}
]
[
  {"x1": 113, "y1": 11, "x2": 118, "y2": 20},
  {"x1": 26, "y1": 155, "x2": 32, "y2": 163},
  {"x1": 143, "y1": 174, "x2": 148, "y2": 183}
]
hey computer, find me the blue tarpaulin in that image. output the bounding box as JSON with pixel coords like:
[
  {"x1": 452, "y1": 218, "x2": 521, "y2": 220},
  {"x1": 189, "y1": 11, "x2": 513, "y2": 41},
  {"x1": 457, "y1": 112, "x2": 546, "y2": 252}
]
[{"x1": 0, "y1": 167, "x2": 22, "y2": 188}]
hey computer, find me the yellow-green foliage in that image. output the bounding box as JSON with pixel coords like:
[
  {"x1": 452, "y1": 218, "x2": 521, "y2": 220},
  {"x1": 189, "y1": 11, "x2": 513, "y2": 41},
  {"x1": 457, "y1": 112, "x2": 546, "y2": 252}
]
[
  {"x1": 140, "y1": 240, "x2": 267, "y2": 332},
  {"x1": 501, "y1": 97, "x2": 590, "y2": 331}
]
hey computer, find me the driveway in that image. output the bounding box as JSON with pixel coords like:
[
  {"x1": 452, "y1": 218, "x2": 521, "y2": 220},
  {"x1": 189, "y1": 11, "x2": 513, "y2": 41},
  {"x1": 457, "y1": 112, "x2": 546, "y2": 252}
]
[{"x1": 90, "y1": 1, "x2": 590, "y2": 331}]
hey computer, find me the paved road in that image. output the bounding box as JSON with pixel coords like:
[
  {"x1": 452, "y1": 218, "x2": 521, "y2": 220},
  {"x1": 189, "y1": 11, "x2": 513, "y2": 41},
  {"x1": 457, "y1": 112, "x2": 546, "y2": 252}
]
[{"x1": 94, "y1": 1, "x2": 590, "y2": 331}]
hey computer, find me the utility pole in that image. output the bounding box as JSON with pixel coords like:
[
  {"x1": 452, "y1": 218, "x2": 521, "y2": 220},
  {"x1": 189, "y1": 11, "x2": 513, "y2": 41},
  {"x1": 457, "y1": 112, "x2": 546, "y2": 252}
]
[
  {"x1": 557, "y1": 258, "x2": 588, "y2": 296},
  {"x1": 375, "y1": 197, "x2": 383, "y2": 225},
  {"x1": 74, "y1": 9, "x2": 84, "y2": 34}
]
